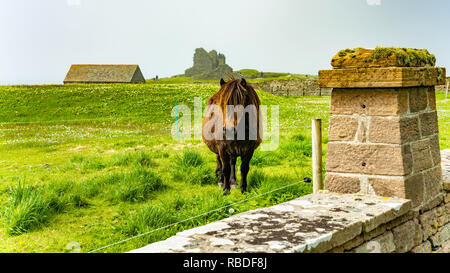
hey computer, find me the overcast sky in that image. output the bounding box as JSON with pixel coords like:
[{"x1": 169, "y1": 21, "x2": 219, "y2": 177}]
[{"x1": 0, "y1": 0, "x2": 449, "y2": 85}]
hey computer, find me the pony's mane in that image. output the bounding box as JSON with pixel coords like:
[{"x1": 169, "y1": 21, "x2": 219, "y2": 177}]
[{"x1": 211, "y1": 77, "x2": 260, "y2": 112}]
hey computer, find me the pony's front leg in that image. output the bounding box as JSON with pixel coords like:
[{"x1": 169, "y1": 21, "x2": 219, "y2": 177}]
[
  {"x1": 220, "y1": 152, "x2": 231, "y2": 196},
  {"x1": 229, "y1": 156, "x2": 237, "y2": 189},
  {"x1": 215, "y1": 154, "x2": 224, "y2": 188},
  {"x1": 240, "y1": 150, "x2": 254, "y2": 194}
]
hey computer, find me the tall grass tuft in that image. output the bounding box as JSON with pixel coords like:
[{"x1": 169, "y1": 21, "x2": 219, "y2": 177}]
[
  {"x1": 175, "y1": 150, "x2": 204, "y2": 168},
  {"x1": 2, "y1": 182, "x2": 53, "y2": 236},
  {"x1": 111, "y1": 151, "x2": 155, "y2": 168},
  {"x1": 248, "y1": 169, "x2": 266, "y2": 189},
  {"x1": 70, "y1": 155, "x2": 106, "y2": 170},
  {"x1": 171, "y1": 150, "x2": 215, "y2": 185},
  {"x1": 114, "y1": 168, "x2": 165, "y2": 202}
]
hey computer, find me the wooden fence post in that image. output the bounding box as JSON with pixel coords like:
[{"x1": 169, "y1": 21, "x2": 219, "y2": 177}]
[{"x1": 312, "y1": 119, "x2": 323, "y2": 193}]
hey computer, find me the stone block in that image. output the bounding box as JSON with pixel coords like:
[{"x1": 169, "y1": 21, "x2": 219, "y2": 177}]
[
  {"x1": 411, "y1": 139, "x2": 433, "y2": 172},
  {"x1": 429, "y1": 223, "x2": 450, "y2": 247},
  {"x1": 428, "y1": 87, "x2": 437, "y2": 110},
  {"x1": 419, "y1": 192, "x2": 445, "y2": 214},
  {"x1": 351, "y1": 232, "x2": 395, "y2": 253},
  {"x1": 409, "y1": 87, "x2": 429, "y2": 113},
  {"x1": 419, "y1": 111, "x2": 439, "y2": 137},
  {"x1": 319, "y1": 67, "x2": 446, "y2": 88},
  {"x1": 368, "y1": 116, "x2": 420, "y2": 144},
  {"x1": 423, "y1": 166, "x2": 443, "y2": 202},
  {"x1": 404, "y1": 174, "x2": 425, "y2": 208},
  {"x1": 392, "y1": 220, "x2": 422, "y2": 253},
  {"x1": 419, "y1": 207, "x2": 441, "y2": 240},
  {"x1": 429, "y1": 135, "x2": 441, "y2": 166},
  {"x1": 330, "y1": 88, "x2": 408, "y2": 116},
  {"x1": 328, "y1": 116, "x2": 358, "y2": 141},
  {"x1": 326, "y1": 143, "x2": 412, "y2": 176},
  {"x1": 410, "y1": 240, "x2": 432, "y2": 253},
  {"x1": 324, "y1": 174, "x2": 360, "y2": 194}
]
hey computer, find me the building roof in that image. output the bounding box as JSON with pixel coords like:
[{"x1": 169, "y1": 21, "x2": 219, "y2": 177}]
[{"x1": 64, "y1": 64, "x2": 145, "y2": 84}]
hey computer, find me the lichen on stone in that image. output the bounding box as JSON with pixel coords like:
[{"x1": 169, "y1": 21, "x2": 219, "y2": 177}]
[{"x1": 331, "y1": 47, "x2": 436, "y2": 69}]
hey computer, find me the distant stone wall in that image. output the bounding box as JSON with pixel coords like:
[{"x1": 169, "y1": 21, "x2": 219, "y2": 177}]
[{"x1": 251, "y1": 79, "x2": 332, "y2": 96}]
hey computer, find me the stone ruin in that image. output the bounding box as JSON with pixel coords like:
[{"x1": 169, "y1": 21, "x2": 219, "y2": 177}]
[{"x1": 185, "y1": 48, "x2": 233, "y2": 80}]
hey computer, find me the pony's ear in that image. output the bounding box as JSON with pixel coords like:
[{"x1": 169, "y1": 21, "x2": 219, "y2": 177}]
[
  {"x1": 241, "y1": 78, "x2": 247, "y2": 88},
  {"x1": 220, "y1": 78, "x2": 226, "y2": 86}
]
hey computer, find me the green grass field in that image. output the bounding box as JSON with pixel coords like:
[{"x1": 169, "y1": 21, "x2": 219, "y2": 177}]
[{"x1": 0, "y1": 82, "x2": 449, "y2": 253}]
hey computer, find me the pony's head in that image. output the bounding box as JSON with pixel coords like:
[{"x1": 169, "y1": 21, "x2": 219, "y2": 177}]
[{"x1": 213, "y1": 77, "x2": 260, "y2": 111}]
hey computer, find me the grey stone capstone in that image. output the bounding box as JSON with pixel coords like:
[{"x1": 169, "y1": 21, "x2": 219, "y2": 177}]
[{"x1": 129, "y1": 193, "x2": 411, "y2": 253}]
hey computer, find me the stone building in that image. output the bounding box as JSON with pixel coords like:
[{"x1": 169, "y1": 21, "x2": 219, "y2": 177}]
[{"x1": 64, "y1": 64, "x2": 145, "y2": 84}]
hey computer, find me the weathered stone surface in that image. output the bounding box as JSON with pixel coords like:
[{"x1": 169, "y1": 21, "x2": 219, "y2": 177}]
[
  {"x1": 319, "y1": 67, "x2": 446, "y2": 88},
  {"x1": 63, "y1": 64, "x2": 145, "y2": 84},
  {"x1": 129, "y1": 193, "x2": 410, "y2": 253},
  {"x1": 409, "y1": 87, "x2": 428, "y2": 113},
  {"x1": 324, "y1": 174, "x2": 360, "y2": 194},
  {"x1": 351, "y1": 232, "x2": 395, "y2": 253},
  {"x1": 368, "y1": 116, "x2": 420, "y2": 144},
  {"x1": 429, "y1": 223, "x2": 450, "y2": 247},
  {"x1": 357, "y1": 119, "x2": 367, "y2": 143},
  {"x1": 410, "y1": 240, "x2": 432, "y2": 253},
  {"x1": 411, "y1": 139, "x2": 433, "y2": 172},
  {"x1": 423, "y1": 166, "x2": 443, "y2": 202},
  {"x1": 368, "y1": 177, "x2": 406, "y2": 199},
  {"x1": 404, "y1": 174, "x2": 425, "y2": 207},
  {"x1": 430, "y1": 135, "x2": 441, "y2": 165},
  {"x1": 328, "y1": 116, "x2": 358, "y2": 141},
  {"x1": 419, "y1": 206, "x2": 442, "y2": 240},
  {"x1": 326, "y1": 143, "x2": 412, "y2": 176},
  {"x1": 330, "y1": 88, "x2": 408, "y2": 116},
  {"x1": 392, "y1": 220, "x2": 422, "y2": 253},
  {"x1": 419, "y1": 192, "x2": 445, "y2": 214},
  {"x1": 419, "y1": 111, "x2": 439, "y2": 137},
  {"x1": 428, "y1": 87, "x2": 437, "y2": 110}
]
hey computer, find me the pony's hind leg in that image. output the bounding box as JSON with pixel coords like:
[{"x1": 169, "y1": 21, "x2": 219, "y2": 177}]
[
  {"x1": 240, "y1": 150, "x2": 254, "y2": 194},
  {"x1": 216, "y1": 154, "x2": 224, "y2": 188},
  {"x1": 230, "y1": 156, "x2": 237, "y2": 189}
]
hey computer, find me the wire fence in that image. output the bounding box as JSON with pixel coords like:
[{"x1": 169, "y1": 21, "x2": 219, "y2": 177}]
[{"x1": 88, "y1": 181, "x2": 304, "y2": 253}]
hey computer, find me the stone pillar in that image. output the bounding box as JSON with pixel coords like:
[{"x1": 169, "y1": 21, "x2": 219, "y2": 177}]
[{"x1": 319, "y1": 61, "x2": 446, "y2": 208}]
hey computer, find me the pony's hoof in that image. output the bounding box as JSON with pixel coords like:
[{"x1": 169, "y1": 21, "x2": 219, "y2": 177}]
[
  {"x1": 223, "y1": 189, "x2": 230, "y2": 196},
  {"x1": 231, "y1": 184, "x2": 236, "y2": 190},
  {"x1": 218, "y1": 182, "x2": 224, "y2": 188},
  {"x1": 240, "y1": 188, "x2": 247, "y2": 194}
]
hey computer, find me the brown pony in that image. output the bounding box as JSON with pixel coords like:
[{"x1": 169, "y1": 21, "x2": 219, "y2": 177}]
[{"x1": 202, "y1": 77, "x2": 262, "y2": 195}]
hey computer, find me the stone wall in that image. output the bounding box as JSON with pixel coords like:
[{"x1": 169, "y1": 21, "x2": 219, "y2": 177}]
[
  {"x1": 251, "y1": 79, "x2": 332, "y2": 96},
  {"x1": 130, "y1": 173, "x2": 450, "y2": 253},
  {"x1": 329, "y1": 175, "x2": 450, "y2": 253}
]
